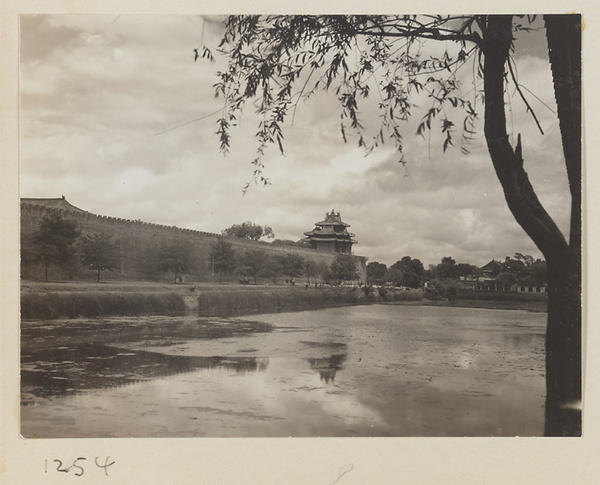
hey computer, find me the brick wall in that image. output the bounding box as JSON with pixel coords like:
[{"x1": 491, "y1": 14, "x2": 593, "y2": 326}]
[{"x1": 21, "y1": 202, "x2": 367, "y2": 284}]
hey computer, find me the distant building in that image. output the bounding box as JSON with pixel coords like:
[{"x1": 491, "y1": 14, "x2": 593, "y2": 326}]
[
  {"x1": 517, "y1": 284, "x2": 548, "y2": 294},
  {"x1": 459, "y1": 260, "x2": 502, "y2": 291},
  {"x1": 459, "y1": 258, "x2": 547, "y2": 294},
  {"x1": 480, "y1": 259, "x2": 502, "y2": 278},
  {"x1": 303, "y1": 210, "x2": 357, "y2": 254},
  {"x1": 516, "y1": 277, "x2": 548, "y2": 294}
]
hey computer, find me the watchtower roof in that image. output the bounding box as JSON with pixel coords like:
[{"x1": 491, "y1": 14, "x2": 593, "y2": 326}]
[
  {"x1": 21, "y1": 196, "x2": 88, "y2": 213},
  {"x1": 315, "y1": 209, "x2": 350, "y2": 227}
]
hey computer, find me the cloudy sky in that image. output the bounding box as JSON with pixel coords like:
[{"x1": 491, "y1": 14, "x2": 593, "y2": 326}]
[{"x1": 19, "y1": 15, "x2": 571, "y2": 268}]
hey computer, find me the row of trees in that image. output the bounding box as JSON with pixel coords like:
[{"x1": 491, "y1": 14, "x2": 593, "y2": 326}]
[
  {"x1": 367, "y1": 253, "x2": 547, "y2": 289},
  {"x1": 366, "y1": 256, "x2": 425, "y2": 288},
  {"x1": 21, "y1": 213, "x2": 120, "y2": 282},
  {"x1": 22, "y1": 213, "x2": 203, "y2": 283},
  {"x1": 430, "y1": 254, "x2": 547, "y2": 286},
  {"x1": 209, "y1": 238, "x2": 359, "y2": 284},
  {"x1": 498, "y1": 253, "x2": 547, "y2": 286},
  {"x1": 21, "y1": 213, "x2": 361, "y2": 284}
]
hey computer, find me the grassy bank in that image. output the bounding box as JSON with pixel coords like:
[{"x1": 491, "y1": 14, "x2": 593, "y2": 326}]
[
  {"x1": 23, "y1": 281, "x2": 546, "y2": 320},
  {"x1": 20, "y1": 282, "x2": 423, "y2": 319},
  {"x1": 196, "y1": 287, "x2": 424, "y2": 317},
  {"x1": 197, "y1": 288, "x2": 358, "y2": 316},
  {"x1": 196, "y1": 287, "x2": 422, "y2": 316},
  {"x1": 21, "y1": 292, "x2": 187, "y2": 320}
]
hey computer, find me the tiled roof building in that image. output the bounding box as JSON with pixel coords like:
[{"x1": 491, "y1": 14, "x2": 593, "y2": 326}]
[
  {"x1": 480, "y1": 259, "x2": 502, "y2": 278},
  {"x1": 303, "y1": 210, "x2": 356, "y2": 254}
]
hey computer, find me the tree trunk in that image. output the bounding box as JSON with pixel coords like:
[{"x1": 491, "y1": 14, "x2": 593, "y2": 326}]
[
  {"x1": 543, "y1": 14, "x2": 582, "y2": 436},
  {"x1": 97, "y1": 268, "x2": 101, "y2": 283},
  {"x1": 482, "y1": 16, "x2": 581, "y2": 436},
  {"x1": 545, "y1": 251, "x2": 581, "y2": 435},
  {"x1": 544, "y1": 15, "x2": 582, "y2": 253}
]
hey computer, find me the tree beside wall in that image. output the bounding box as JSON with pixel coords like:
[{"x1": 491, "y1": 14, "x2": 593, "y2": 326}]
[
  {"x1": 82, "y1": 233, "x2": 120, "y2": 283},
  {"x1": 329, "y1": 253, "x2": 360, "y2": 283},
  {"x1": 158, "y1": 242, "x2": 193, "y2": 283},
  {"x1": 21, "y1": 212, "x2": 79, "y2": 282},
  {"x1": 209, "y1": 238, "x2": 237, "y2": 283}
]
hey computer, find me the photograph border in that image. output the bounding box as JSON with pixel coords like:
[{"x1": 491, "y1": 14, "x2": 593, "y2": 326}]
[{"x1": 2, "y1": 1, "x2": 598, "y2": 483}]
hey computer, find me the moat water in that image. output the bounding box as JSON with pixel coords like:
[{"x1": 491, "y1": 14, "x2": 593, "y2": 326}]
[{"x1": 20, "y1": 304, "x2": 546, "y2": 437}]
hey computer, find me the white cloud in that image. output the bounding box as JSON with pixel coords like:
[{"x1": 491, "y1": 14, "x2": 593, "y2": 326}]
[{"x1": 20, "y1": 15, "x2": 571, "y2": 268}]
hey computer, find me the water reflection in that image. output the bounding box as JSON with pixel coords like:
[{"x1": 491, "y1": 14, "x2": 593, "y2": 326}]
[
  {"x1": 21, "y1": 315, "x2": 274, "y2": 349},
  {"x1": 21, "y1": 305, "x2": 548, "y2": 437},
  {"x1": 307, "y1": 353, "x2": 347, "y2": 383},
  {"x1": 502, "y1": 332, "x2": 544, "y2": 350},
  {"x1": 21, "y1": 342, "x2": 268, "y2": 405}
]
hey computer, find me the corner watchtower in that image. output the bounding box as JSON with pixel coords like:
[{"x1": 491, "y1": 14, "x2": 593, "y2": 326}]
[{"x1": 303, "y1": 209, "x2": 357, "y2": 254}]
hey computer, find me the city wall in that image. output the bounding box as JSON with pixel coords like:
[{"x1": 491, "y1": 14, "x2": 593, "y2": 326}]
[{"x1": 20, "y1": 202, "x2": 367, "y2": 284}]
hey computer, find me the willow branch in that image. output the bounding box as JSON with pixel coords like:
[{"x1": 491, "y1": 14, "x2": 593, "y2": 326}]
[
  {"x1": 351, "y1": 27, "x2": 482, "y2": 45},
  {"x1": 507, "y1": 58, "x2": 544, "y2": 135}
]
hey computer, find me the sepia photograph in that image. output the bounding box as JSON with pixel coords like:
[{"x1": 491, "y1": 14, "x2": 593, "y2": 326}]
[
  {"x1": 3, "y1": 4, "x2": 597, "y2": 483},
  {"x1": 18, "y1": 13, "x2": 581, "y2": 439}
]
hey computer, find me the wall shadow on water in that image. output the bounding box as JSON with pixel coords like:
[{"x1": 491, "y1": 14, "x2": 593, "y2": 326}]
[
  {"x1": 21, "y1": 315, "x2": 274, "y2": 349},
  {"x1": 21, "y1": 342, "x2": 269, "y2": 405}
]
